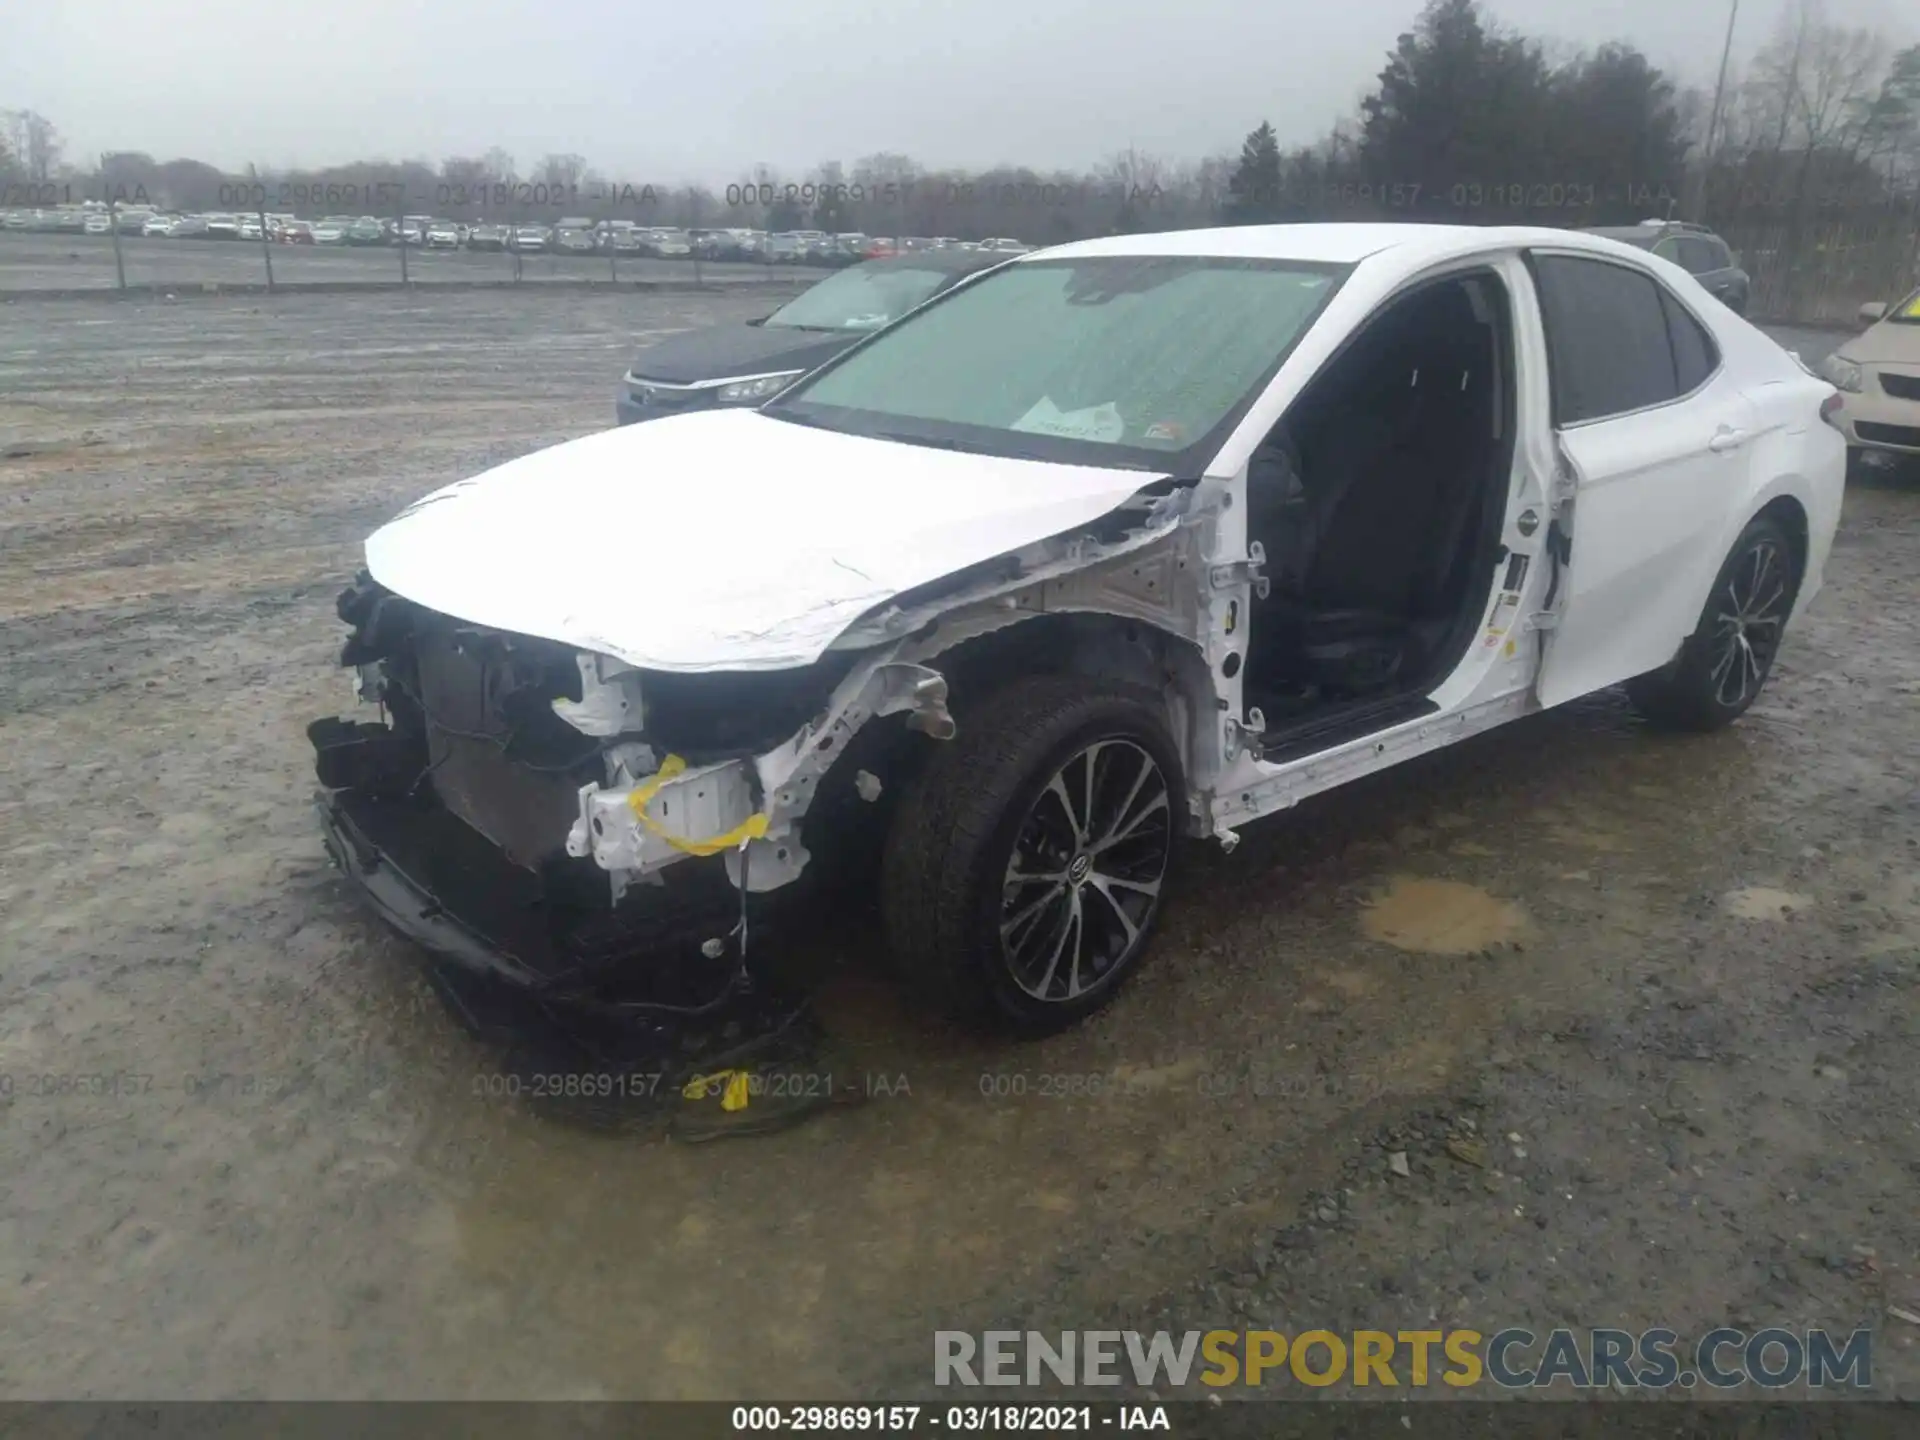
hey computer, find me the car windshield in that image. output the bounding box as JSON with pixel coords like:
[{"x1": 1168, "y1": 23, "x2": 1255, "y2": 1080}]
[
  {"x1": 1890, "y1": 288, "x2": 1920, "y2": 324},
  {"x1": 765, "y1": 255, "x2": 1345, "y2": 466},
  {"x1": 764, "y1": 265, "x2": 966, "y2": 332}
]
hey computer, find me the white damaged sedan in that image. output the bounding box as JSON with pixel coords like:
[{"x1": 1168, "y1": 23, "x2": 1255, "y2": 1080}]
[{"x1": 312, "y1": 222, "x2": 1844, "y2": 1034}]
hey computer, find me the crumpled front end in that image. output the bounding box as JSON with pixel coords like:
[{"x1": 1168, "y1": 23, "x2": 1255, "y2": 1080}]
[{"x1": 309, "y1": 571, "x2": 954, "y2": 993}]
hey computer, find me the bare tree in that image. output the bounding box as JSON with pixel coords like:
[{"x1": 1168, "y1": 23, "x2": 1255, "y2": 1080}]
[
  {"x1": 537, "y1": 153, "x2": 587, "y2": 195},
  {"x1": 2, "y1": 110, "x2": 63, "y2": 182}
]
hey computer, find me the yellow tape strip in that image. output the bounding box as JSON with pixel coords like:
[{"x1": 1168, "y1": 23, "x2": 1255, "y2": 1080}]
[
  {"x1": 681, "y1": 1069, "x2": 752, "y2": 1111},
  {"x1": 626, "y1": 754, "x2": 769, "y2": 857}
]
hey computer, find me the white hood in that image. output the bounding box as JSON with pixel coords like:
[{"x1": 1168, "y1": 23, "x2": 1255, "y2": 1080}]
[{"x1": 364, "y1": 409, "x2": 1165, "y2": 672}]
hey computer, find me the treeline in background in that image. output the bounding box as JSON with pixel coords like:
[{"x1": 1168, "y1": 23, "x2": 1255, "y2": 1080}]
[{"x1": 5, "y1": 0, "x2": 1917, "y2": 320}]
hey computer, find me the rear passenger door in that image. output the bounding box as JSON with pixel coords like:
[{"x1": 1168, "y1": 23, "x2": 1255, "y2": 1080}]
[{"x1": 1529, "y1": 251, "x2": 1758, "y2": 707}]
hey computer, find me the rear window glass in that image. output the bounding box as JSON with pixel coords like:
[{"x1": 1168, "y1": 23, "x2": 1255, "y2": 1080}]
[
  {"x1": 1661, "y1": 290, "x2": 1719, "y2": 393},
  {"x1": 1533, "y1": 255, "x2": 1681, "y2": 423}
]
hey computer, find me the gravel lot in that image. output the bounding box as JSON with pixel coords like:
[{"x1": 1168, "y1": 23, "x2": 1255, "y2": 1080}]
[
  {"x1": 0, "y1": 231, "x2": 788, "y2": 292},
  {"x1": 1, "y1": 290, "x2": 1917, "y2": 1403}
]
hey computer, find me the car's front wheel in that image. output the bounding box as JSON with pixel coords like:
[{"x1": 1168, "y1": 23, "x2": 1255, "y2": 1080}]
[
  {"x1": 1625, "y1": 513, "x2": 1800, "y2": 731},
  {"x1": 881, "y1": 677, "x2": 1180, "y2": 1035}
]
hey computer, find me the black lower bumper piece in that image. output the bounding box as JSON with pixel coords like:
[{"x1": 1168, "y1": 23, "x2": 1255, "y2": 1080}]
[
  {"x1": 314, "y1": 786, "x2": 567, "y2": 991},
  {"x1": 315, "y1": 782, "x2": 820, "y2": 1123}
]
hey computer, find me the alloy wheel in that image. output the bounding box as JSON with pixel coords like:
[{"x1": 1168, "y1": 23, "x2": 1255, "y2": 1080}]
[
  {"x1": 999, "y1": 740, "x2": 1172, "y2": 1004},
  {"x1": 1709, "y1": 536, "x2": 1790, "y2": 709}
]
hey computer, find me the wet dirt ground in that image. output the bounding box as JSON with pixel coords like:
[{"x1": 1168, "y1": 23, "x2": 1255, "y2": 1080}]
[{"x1": 1, "y1": 293, "x2": 1916, "y2": 1402}]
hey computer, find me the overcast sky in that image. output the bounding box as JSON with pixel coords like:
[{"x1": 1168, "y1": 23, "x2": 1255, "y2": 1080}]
[{"x1": 3, "y1": 0, "x2": 1911, "y2": 181}]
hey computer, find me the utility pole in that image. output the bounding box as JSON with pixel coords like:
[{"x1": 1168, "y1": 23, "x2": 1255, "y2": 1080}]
[
  {"x1": 103, "y1": 156, "x2": 127, "y2": 291},
  {"x1": 1693, "y1": 0, "x2": 1742, "y2": 221}
]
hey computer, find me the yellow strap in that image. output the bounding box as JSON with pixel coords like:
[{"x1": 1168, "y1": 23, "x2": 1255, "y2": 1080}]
[
  {"x1": 627, "y1": 754, "x2": 770, "y2": 856},
  {"x1": 681, "y1": 1068, "x2": 753, "y2": 1111}
]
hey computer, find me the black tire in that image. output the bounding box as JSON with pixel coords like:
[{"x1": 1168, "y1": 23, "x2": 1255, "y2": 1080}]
[
  {"x1": 1625, "y1": 513, "x2": 1800, "y2": 732},
  {"x1": 881, "y1": 676, "x2": 1181, "y2": 1036}
]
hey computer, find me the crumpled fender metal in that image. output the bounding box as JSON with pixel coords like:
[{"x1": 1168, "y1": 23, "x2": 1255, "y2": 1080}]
[
  {"x1": 566, "y1": 492, "x2": 1208, "y2": 895},
  {"x1": 565, "y1": 658, "x2": 953, "y2": 893}
]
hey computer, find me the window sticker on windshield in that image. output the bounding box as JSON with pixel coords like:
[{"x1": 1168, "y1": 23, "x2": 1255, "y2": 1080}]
[
  {"x1": 1143, "y1": 421, "x2": 1186, "y2": 443},
  {"x1": 1011, "y1": 398, "x2": 1126, "y2": 442}
]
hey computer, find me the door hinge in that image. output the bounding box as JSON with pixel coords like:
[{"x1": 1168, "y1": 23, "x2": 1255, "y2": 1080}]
[
  {"x1": 1222, "y1": 706, "x2": 1267, "y2": 762},
  {"x1": 1209, "y1": 540, "x2": 1270, "y2": 599}
]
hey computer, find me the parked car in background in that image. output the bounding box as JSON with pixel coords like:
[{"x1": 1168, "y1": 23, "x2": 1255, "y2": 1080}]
[
  {"x1": 980, "y1": 237, "x2": 1031, "y2": 256},
  {"x1": 172, "y1": 215, "x2": 210, "y2": 239},
  {"x1": 1822, "y1": 286, "x2": 1920, "y2": 472},
  {"x1": 319, "y1": 222, "x2": 1843, "y2": 1037},
  {"x1": 347, "y1": 217, "x2": 387, "y2": 246},
  {"x1": 598, "y1": 221, "x2": 644, "y2": 254},
  {"x1": 114, "y1": 208, "x2": 155, "y2": 233},
  {"x1": 202, "y1": 213, "x2": 241, "y2": 240},
  {"x1": 467, "y1": 222, "x2": 510, "y2": 252},
  {"x1": 615, "y1": 249, "x2": 1004, "y2": 425},
  {"x1": 425, "y1": 221, "x2": 460, "y2": 249},
  {"x1": 554, "y1": 223, "x2": 598, "y2": 256},
  {"x1": 1583, "y1": 220, "x2": 1750, "y2": 315},
  {"x1": 280, "y1": 220, "x2": 316, "y2": 244},
  {"x1": 650, "y1": 227, "x2": 692, "y2": 258},
  {"x1": 764, "y1": 232, "x2": 804, "y2": 264},
  {"x1": 83, "y1": 212, "x2": 114, "y2": 236},
  {"x1": 508, "y1": 224, "x2": 551, "y2": 253},
  {"x1": 825, "y1": 234, "x2": 869, "y2": 267},
  {"x1": 237, "y1": 216, "x2": 264, "y2": 241},
  {"x1": 313, "y1": 217, "x2": 351, "y2": 244},
  {"x1": 141, "y1": 213, "x2": 180, "y2": 238}
]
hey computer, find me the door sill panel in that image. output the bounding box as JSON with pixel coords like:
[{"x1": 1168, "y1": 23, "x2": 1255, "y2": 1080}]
[
  {"x1": 1211, "y1": 689, "x2": 1538, "y2": 830},
  {"x1": 1259, "y1": 694, "x2": 1440, "y2": 764}
]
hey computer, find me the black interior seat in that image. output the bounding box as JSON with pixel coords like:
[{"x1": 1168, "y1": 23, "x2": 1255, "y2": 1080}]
[{"x1": 1248, "y1": 279, "x2": 1497, "y2": 697}]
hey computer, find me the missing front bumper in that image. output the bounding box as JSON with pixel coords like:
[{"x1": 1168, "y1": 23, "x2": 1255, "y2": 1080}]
[{"x1": 313, "y1": 781, "x2": 750, "y2": 1001}]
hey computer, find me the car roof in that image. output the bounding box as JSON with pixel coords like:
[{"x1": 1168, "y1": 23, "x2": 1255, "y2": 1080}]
[{"x1": 1031, "y1": 222, "x2": 1677, "y2": 268}]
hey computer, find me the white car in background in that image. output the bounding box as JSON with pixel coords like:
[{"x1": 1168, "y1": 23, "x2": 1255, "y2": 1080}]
[
  {"x1": 312, "y1": 223, "x2": 1843, "y2": 1036},
  {"x1": 83, "y1": 212, "x2": 113, "y2": 235},
  {"x1": 312, "y1": 218, "x2": 352, "y2": 245},
  {"x1": 1822, "y1": 287, "x2": 1920, "y2": 471}
]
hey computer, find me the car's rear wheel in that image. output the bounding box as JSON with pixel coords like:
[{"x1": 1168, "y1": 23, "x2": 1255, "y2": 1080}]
[
  {"x1": 881, "y1": 676, "x2": 1179, "y2": 1035},
  {"x1": 1625, "y1": 513, "x2": 1799, "y2": 732}
]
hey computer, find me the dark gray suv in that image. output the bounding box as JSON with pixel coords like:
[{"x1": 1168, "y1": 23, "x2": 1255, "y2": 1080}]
[{"x1": 1584, "y1": 220, "x2": 1751, "y2": 315}]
